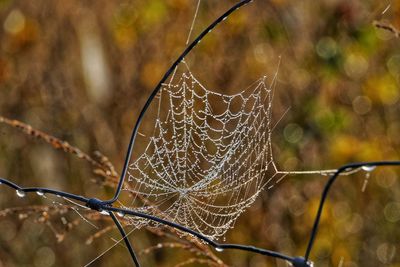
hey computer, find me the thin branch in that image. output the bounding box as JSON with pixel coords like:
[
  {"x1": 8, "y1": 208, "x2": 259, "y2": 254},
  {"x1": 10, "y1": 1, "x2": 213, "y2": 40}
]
[
  {"x1": 0, "y1": 115, "x2": 106, "y2": 170},
  {"x1": 139, "y1": 242, "x2": 189, "y2": 256},
  {"x1": 0, "y1": 115, "x2": 226, "y2": 266},
  {"x1": 86, "y1": 225, "x2": 114, "y2": 245},
  {"x1": 373, "y1": 20, "x2": 400, "y2": 38}
]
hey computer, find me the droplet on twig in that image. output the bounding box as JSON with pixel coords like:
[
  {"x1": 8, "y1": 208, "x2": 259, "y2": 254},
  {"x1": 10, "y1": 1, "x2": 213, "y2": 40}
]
[
  {"x1": 99, "y1": 210, "x2": 110, "y2": 216},
  {"x1": 215, "y1": 247, "x2": 224, "y2": 252},
  {"x1": 16, "y1": 190, "x2": 26, "y2": 198},
  {"x1": 361, "y1": 165, "x2": 376, "y2": 172},
  {"x1": 361, "y1": 165, "x2": 375, "y2": 192},
  {"x1": 36, "y1": 191, "x2": 45, "y2": 196}
]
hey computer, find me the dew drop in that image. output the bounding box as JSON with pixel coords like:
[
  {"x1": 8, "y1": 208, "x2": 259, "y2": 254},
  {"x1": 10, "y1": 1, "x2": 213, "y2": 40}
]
[
  {"x1": 215, "y1": 247, "x2": 224, "y2": 252},
  {"x1": 16, "y1": 190, "x2": 26, "y2": 198},
  {"x1": 36, "y1": 191, "x2": 44, "y2": 196},
  {"x1": 362, "y1": 165, "x2": 376, "y2": 172},
  {"x1": 100, "y1": 210, "x2": 110, "y2": 216},
  {"x1": 117, "y1": 211, "x2": 125, "y2": 218},
  {"x1": 0, "y1": 181, "x2": 2, "y2": 185}
]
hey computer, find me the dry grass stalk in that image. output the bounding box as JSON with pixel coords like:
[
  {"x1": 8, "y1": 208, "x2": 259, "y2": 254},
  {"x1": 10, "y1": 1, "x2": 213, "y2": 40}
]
[{"x1": 0, "y1": 115, "x2": 226, "y2": 266}]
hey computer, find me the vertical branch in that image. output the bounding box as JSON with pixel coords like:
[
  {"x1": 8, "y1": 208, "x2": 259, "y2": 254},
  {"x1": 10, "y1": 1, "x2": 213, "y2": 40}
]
[
  {"x1": 0, "y1": 115, "x2": 226, "y2": 266},
  {"x1": 109, "y1": 212, "x2": 141, "y2": 267}
]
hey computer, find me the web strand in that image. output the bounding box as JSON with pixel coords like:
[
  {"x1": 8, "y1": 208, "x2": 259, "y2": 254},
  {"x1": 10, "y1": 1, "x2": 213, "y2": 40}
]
[
  {"x1": 186, "y1": 0, "x2": 202, "y2": 45},
  {"x1": 124, "y1": 64, "x2": 278, "y2": 240}
]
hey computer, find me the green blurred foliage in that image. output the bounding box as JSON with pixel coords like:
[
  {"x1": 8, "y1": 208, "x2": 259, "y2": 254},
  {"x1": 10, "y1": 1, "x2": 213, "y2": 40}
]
[{"x1": 0, "y1": 0, "x2": 399, "y2": 266}]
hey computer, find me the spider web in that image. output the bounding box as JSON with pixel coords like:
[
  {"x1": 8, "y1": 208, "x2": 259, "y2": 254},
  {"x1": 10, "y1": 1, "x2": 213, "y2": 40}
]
[{"x1": 122, "y1": 63, "x2": 282, "y2": 240}]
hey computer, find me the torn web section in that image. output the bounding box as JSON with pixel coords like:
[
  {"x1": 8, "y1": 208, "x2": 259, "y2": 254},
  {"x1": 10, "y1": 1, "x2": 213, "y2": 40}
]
[{"x1": 120, "y1": 64, "x2": 280, "y2": 240}]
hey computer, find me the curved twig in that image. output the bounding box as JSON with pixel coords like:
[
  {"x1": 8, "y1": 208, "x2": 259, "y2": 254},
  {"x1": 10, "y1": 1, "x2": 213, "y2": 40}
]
[
  {"x1": 103, "y1": 0, "x2": 253, "y2": 205},
  {"x1": 303, "y1": 161, "x2": 400, "y2": 262},
  {"x1": 109, "y1": 212, "x2": 141, "y2": 267},
  {"x1": 1, "y1": 0, "x2": 399, "y2": 266},
  {"x1": 2, "y1": 161, "x2": 400, "y2": 266}
]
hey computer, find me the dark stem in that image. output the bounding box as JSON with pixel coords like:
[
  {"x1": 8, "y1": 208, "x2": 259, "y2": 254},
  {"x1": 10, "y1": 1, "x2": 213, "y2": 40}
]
[
  {"x1": 304, "y1": 161, "x2": 400, "y2": 261},
  {"x1": 0, "y1": 2, "x2": 398, "y2": 266},
  {"x1": 2, "y1": 160, "x2": 400, "y2": 266},
  {"x1": 102, "y1": 0, "x2": 253, "y2": 205},
  {"x1": 0, "y1": 176, "x2": 294, "y2": 264},
  {"x1": 109, "y1": 212, "x2": 140, "y2": 267},
  {"x1": 0, "y1": 178, "x2": 89, "y2": 203},
  {"x1": 102, "y1": 206, "x2": 296, "y2": 263}
]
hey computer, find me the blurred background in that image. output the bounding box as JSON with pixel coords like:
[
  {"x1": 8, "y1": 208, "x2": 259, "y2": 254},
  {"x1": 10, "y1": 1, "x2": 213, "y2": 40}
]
[{"x1": 0, "y1": 0, "x2": 399, "y2": 266}]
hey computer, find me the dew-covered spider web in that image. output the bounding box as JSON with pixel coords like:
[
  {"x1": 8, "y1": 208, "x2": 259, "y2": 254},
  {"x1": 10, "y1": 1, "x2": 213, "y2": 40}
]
[{"x1": 121, "y1": 62, "x2": 285, "y2": 240}]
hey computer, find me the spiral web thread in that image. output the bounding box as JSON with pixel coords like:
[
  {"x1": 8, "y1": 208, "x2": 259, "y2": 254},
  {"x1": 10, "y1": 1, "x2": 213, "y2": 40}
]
[{"x1": 121, "y1": 63, "x2": 283, "y2": 240}]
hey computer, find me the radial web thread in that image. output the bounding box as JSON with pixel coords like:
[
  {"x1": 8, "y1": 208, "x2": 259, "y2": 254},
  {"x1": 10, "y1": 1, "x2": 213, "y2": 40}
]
[{"x1": 123, "y1": 64, "x2": 281, "y2": 240}]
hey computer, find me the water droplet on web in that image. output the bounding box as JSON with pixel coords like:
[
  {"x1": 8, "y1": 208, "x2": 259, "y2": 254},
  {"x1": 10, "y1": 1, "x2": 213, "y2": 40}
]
[
  {"x1": 215, "y1": 247, "x2": 224, "y2": 252},
  {"x1": 16, "y1": 190, "x2": 26, "y2": 198},
  {"x1": 126, "y1": 70, "x2": 279, "y2": 239},
  {"x1": 361, "y1": 165, "x2": 376, "y2": 172},
  {"x1": 99, "y1": 210, "x2": 110, "y2": 216},
  {"x1": 117, "y1": 211, "x2": 125, "y2": 218},
  {"x1": 36, "y1": 191, "x2": 44, "y2": 196}
]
